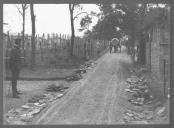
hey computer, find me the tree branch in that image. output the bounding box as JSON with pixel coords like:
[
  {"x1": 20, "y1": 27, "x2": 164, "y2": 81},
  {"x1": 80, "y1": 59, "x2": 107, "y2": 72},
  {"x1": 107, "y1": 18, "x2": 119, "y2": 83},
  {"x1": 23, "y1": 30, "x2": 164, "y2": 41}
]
[
  {"x1": 72, "y1": 4, "x2": 75, "y2": 11},
  {"x1": 73, "y1": 11, "x2": 98, "y2": 21},
  {"x1": 22, "y1": 4, "x2": 28, "y2": 11},
  {"x1": 15, "y1": 5, "x2": 23, "y2": 16},
  {"x1": 69, "y1": 4, "x2": 74, "y2": 12},
  {"x1": 73, "y1": 11, "x2": 89, "y2": 20}
]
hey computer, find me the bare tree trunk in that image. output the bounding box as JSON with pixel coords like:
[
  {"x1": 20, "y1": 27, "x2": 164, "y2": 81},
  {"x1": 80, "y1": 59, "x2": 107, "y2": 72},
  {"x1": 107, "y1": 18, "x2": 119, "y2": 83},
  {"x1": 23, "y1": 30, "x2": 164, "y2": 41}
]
[
  {"x1": 69, "y1": 4, "x2": 75, "y2": 56},
  {"x1": 30, "y1": 4, "x2": 36, "y2": 69},
  {"x1": 15, "y1": 4, "x2": 28, "y2": 64},
  {"x1": 22, "y1": 9, "x2": 25, "y2": 63}
]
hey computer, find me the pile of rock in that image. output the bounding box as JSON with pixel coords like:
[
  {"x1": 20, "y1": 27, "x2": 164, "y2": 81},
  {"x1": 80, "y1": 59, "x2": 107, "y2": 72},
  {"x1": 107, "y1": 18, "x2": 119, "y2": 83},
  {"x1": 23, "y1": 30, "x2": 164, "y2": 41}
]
[
  {"x1": 5, "y1": 102, "x2": 47, "y2": 124},
  {"x1": 66, "y1": 60, "x2": 97, "y2": 82},
  {"x1": 125, "y1": 75, "x2": 153, "y2": 106},
  {"x1": 123, "y1": 69, "x2": 169, "y2": 124},
  {"x1": 123, "y1": 109, "x2": 154, "y2": 123},
  {"x1": 46, "y1": 84, "x2": 69, "y2": 92},
  {"x1": 66, "y1": 73, "x2": 82, "y2": 82},
  {"x1": 5, "y1": 84, "x2": 67, "y2": 125}
]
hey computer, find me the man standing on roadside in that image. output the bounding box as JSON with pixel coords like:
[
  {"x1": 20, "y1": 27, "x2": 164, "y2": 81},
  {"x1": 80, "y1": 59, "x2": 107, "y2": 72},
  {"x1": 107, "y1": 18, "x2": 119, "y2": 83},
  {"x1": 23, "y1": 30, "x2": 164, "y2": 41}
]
[{"x1": 9, "y1": 38, "x2": 22, "y2": 98}]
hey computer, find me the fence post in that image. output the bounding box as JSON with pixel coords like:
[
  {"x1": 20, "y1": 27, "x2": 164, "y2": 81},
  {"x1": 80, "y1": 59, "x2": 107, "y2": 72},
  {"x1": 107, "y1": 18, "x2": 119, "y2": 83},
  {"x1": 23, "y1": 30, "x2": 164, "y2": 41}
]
[
  {"x1": 35, "y1": 35, "x2": 38, "y2": 50},
  {"x1": 17, "y1": 33, "x2": 20, "y2": 38},
  {"x1": 48, "y1": 34, "x2": 50, "y2": 49},
  {"x1": 40, "y1": 34, "x2": 44, "y2": 61},
  {"x1": 90, "y1": 39, "x2": 92, "y2": 58},
  {"x1": 65, "y1": 34, "x2": 67, "y2": 49}
]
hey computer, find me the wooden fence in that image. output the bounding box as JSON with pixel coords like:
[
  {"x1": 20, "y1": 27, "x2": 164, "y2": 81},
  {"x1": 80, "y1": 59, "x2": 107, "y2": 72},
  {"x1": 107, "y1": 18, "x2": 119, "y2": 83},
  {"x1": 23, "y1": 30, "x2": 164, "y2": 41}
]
[{"x1": 4, "y1": 33, "x2": 109, "y2": 67}]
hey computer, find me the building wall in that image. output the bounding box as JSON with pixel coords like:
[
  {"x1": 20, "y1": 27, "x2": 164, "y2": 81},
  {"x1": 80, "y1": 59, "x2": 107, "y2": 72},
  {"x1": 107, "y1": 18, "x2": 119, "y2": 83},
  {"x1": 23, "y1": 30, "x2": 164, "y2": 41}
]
[
  {"x1": 151, "y1": 26, "x2": 161, "y2": 78},
  {"x1": 149, "y1": 24, "x2": 170, "y2": 98}
]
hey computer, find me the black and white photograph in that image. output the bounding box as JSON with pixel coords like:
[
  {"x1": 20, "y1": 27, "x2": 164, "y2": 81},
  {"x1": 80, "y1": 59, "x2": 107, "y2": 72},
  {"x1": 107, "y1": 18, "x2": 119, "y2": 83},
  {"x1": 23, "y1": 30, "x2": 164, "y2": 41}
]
[{"x1": 2, "y1": 1, "x2": 171, "y2": 125}]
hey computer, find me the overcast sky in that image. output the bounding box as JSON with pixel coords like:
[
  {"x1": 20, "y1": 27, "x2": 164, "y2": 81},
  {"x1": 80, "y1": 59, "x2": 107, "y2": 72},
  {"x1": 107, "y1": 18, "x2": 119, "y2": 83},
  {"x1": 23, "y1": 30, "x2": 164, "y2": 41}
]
[{"x1": 3, "y1": 4, "x2": 100, "y2": 37}]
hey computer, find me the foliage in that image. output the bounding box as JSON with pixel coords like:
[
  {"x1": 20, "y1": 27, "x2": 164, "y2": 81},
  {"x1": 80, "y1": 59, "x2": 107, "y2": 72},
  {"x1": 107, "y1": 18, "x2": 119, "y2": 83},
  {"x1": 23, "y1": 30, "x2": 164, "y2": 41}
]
[
  {"x1": 84, "y1": 3, "x2": 140, "y2": 41},
  {"x1": 83, "y1": 3, "x2": 169, "y2": 41},
  {"x1": 79, "y1": 15, "x2": 92, "y2": 31}
]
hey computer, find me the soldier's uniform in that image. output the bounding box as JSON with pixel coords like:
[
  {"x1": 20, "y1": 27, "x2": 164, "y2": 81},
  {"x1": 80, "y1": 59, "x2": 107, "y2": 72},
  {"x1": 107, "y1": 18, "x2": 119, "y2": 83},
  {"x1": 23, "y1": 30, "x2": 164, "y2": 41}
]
[{"x1": 9, "y1": 39, "x2": 22, "y2": 98}]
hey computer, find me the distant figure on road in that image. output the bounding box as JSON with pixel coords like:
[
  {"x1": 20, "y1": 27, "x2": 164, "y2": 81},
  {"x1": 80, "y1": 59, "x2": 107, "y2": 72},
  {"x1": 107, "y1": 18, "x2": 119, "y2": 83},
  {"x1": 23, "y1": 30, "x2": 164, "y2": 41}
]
[
  {"x1": 109, "y1": 41, "x2": 113, "y2": 53},
  {"x1": 9, "y1": 38, "x2": 22, "y2": 98},
  {"x1": 111, "y1": 38, "x2": 120, "y2": 53}
]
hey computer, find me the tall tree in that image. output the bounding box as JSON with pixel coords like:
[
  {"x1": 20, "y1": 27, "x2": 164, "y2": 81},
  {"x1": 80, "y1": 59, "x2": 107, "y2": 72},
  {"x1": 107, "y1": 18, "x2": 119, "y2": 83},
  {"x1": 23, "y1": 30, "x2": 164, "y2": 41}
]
[
  {"x1": 69, "y1": 4, "x2": 75, "y2": 56},
  {"x1": 30, "y1": 4, "x2": 36, "y2": 69},
  {"x1": 69, "y1": 4, "x2": 94, "y2": 56},
  {"x1": 84, "y1": 3, "x2": 146, "y2": 41},
  {"x1": 84, "y1": 4, "x2": 125, "y2": 40},
  {"x1": 15, "y1": 4, "x2": 28, "y2": 62}
]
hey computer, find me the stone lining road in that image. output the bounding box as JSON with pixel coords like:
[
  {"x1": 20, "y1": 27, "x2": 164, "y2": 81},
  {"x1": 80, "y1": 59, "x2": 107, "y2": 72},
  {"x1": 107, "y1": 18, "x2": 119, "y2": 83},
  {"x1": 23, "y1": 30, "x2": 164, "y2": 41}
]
[{"x1": 34, "y1": 47, "x2": 133, "y2": 124}]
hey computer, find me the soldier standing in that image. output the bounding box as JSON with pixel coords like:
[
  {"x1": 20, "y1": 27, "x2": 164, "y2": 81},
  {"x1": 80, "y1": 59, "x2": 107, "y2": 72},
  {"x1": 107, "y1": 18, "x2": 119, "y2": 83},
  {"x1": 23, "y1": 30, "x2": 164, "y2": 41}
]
[{"x1": 9, "y1": 38, "x2": 22, "y2": 98}]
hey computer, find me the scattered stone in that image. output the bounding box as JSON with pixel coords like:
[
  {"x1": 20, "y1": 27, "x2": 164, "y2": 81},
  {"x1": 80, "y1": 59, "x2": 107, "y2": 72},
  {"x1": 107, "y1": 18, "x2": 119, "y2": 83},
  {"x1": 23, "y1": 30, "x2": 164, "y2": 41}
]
[
  {"x1": 34, "y1": 102, "x2": 46, "y2": 108},
  {"x1": 125, "y1": 89, "x2": 137, "y2": 94},
  {"x1": 129, "y1": 100, "x2": 143, "y2": 106},
  {"x1": 125, "y1": 74, "x2": 154, "y2": 107},
  {"x1": 124, "y1": 67, "x2": 169, "y2": 124},
  {"x1": 157, "y1": 107, "x2": 166, "y2": 116},
  {"x1": 21, "y1": 105, "x2": 30, "y2": 109},
  {"x1": 46, "y1": 83, "x2": 69, "y2": 92},
  {"x1": 28, "y1": 95, "x2": 46, "y2": 103},
  {"x1": 66, "y1": 73, "x2": 82, "y2": 82},
  {"x1": 144, "y1": 100, "x2": 152, "y2": 105},
  {"x1": 143, "y1": 110, "x2": 154, "y2": 119},
  {"x1": 55, "y1": 93, "x2": 64, "y2": 98},
  {"x1": 6, "y1": 91, "x2": 65, "y2": 124},
  {"x1": 124, "y1": 109, "x2": 154, "y2": 123},
  {"x1": 20, "y1": 114, "x2": 33, "y2": 122},
  {"x1": 21, "y1": 117, "x2": 33, "y2": 122},
  {"x1": 66, "y1": 60, "x2": 97, "y2": 82},
  {"x1": 76, "y1": 69, "x2": 86, "y2": 74},
  {"x1": 27, "y1": 108, "x2": 41, "y2": 116}
]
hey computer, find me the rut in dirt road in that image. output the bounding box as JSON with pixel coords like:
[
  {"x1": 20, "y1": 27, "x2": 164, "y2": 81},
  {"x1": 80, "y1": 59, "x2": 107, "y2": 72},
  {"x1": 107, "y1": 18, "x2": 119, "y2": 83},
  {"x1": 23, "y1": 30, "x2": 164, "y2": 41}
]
[{"x1": 36, "y1": 48, "x2": 133, "y2": 124}]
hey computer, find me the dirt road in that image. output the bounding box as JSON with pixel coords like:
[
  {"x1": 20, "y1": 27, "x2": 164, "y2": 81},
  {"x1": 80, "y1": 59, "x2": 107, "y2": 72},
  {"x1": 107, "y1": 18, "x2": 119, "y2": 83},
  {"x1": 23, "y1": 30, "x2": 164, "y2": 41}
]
[{"x1": 34, "y1": 47, "x2": 133, "y2": 124}]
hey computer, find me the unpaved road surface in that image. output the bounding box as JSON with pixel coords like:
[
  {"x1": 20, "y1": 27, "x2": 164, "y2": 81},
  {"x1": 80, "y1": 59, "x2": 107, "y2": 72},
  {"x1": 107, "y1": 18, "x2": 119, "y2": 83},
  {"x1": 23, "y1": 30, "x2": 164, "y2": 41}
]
[{"x1": 34, "y1": 47, "x2": 133, "y2": 124}]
